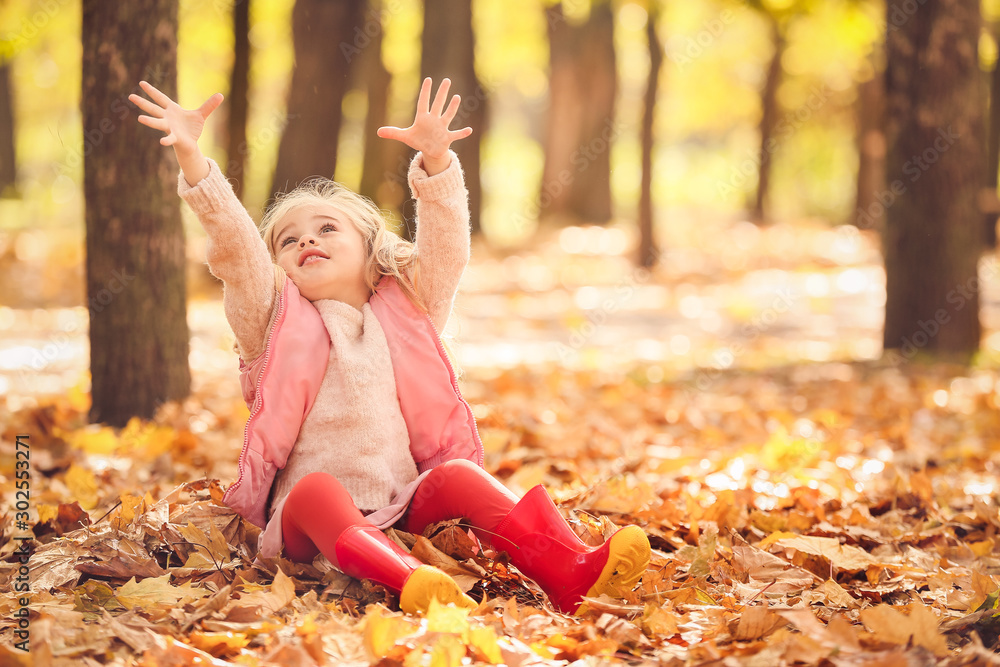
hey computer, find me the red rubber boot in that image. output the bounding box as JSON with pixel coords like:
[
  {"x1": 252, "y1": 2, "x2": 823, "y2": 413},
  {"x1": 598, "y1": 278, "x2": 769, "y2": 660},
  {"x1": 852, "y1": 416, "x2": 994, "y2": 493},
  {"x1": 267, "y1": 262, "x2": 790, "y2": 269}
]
[
  {"x1": 491, "y1": 485, "x2": 650, "y2": 615},
  {"x1": 334, "y1": 525, "x2": 477, "y2": 614}
]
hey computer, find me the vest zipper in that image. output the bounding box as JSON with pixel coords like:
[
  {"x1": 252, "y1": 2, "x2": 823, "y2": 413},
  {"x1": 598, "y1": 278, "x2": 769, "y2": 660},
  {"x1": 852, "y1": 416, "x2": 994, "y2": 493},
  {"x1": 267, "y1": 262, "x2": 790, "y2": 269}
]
[{"x1": 226, "y1": 286, "x2": 287, "y2": 505}]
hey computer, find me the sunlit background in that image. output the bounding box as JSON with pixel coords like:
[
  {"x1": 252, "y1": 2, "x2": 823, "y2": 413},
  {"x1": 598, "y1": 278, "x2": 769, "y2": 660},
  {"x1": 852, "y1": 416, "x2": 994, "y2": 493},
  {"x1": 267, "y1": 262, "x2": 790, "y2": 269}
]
[{"x1": 3, "y1": 0, "x2": 1000, "y2": 403}]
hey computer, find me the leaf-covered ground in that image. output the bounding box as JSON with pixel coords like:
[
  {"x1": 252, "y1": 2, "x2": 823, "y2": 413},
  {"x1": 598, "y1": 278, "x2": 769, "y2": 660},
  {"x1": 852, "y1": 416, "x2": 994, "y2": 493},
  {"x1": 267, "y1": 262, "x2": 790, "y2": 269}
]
[{"x1": 2, "y1": 222, "x2": 1000, "y2": 665}]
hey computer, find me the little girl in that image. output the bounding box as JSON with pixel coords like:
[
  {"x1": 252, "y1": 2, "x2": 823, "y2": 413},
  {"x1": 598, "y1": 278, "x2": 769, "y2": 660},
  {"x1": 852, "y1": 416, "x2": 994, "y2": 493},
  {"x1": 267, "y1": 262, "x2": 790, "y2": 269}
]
[{"x1": 130, "y1": 77, "x2": 650, "y2": 616}]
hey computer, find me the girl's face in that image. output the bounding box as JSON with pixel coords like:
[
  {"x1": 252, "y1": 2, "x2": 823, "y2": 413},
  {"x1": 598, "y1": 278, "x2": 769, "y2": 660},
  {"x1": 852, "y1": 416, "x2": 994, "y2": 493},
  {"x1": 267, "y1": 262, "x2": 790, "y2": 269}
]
[{"x1": 273, "y1": 202, "x2": 371, "y2": 306}]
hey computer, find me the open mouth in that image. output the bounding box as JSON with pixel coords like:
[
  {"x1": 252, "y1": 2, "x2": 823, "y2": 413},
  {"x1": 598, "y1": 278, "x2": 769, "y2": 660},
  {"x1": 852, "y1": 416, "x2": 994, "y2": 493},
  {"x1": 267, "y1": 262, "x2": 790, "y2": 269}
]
[{"x1": 299, "y1": 250, "x2": 329, "y2": 266}]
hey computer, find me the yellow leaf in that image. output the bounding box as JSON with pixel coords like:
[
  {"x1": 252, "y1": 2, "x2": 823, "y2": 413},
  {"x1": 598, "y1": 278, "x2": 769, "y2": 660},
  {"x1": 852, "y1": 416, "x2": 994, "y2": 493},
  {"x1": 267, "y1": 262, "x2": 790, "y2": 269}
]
[
  {"x1": 970, "y1": 571, "x2": 999, "y2": 610},
  {"x1": 208, "y1": 521, "x2": 232, "y2": 562},
  {"x1": 119, "y1": 417, "x2": 175, "y2": 459},
  {"x1": 37, "y1": 504, "x2": 59, "y2": 523},
  {"x1": 182, "y1": 552, "x2": 218, "y2": 570},
  {"x1": 425, "y1": 597, "x2": 471, "y2": 637},
  {"x1": 694, "y1": 588, "x2": 718, "y2": 605},
  {"x1": 188, "y1": 631, "x2": 250, "y2": 655},
  {"x1": 116, "y1": 574, "x2": 210, "y2": 610},
  {"x1": 545, "y1": 633, "x2": 577, "y2": 651},
  {"x1": 772, "y1": 535, "x2": 877, "y2": 572},
  {"x1": 65, "y1": 463, "x2": 99, "y2": 509},
  {"x1": 641, "y1": 604, "x2": 679, "y2": 637},
  {"x1": 269, "y1": 568, "x2": 296, "y2": 609},
  {"x1": 67, "y1": 375, "x2": 91, "y2": 413},
  {"x1": 112, "y1": 493, "x2": 146, "y2": 531},
  {"x1": 758, "y1": 530, "x2": 797, "y2": 550},
  {"x1": 237, "y1": 568, "x2": 296, "y2": 615},
  {"x1": 429, "y1": 634, "x2": 465, "y2": 667},
  {"x1": 236, "y1": 577, "x2": 269, "y2": 593},
  {"x1": 295, "y1": 611, "x2": 319, "y2": 636},
  {"x1": 859, "y1": 602, "x2": 948, "y2": 657},
  {"x1": 468, "y1": 625, "x2": 503, "y2": 664},
  {"x1": 970, "y1": 538, "x2": 994, "y2": 558},
  {"x1": 820, "y1": 579, "x2": 858, "y2": 608},
  {"x1": 530, "y1": 641, "x2": 557, "y2": 659},
  {"x1": 67, "y1": 424, "x2": 118, "y2": 455},
  {"x1": 363, "y1": 606, "x2": 419, "y2": 659},
  {"x1": 179, "y1": 521, "x2": 229, "y2": 564}
]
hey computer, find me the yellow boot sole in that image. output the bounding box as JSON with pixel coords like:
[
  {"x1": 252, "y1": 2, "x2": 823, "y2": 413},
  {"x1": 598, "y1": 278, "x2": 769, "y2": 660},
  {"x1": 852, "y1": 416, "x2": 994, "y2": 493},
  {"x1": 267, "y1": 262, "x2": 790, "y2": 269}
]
[
  {"x1": 577, "y1": 525, "x2": 650, "y2": 615},
  {"x1": 399, "y1": 565, "x2": 478, "y2": 615}
]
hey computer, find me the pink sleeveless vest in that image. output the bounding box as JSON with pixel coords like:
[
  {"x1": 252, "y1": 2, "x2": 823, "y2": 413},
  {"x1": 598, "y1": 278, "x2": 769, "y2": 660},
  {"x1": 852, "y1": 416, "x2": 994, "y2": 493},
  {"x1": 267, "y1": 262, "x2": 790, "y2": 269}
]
[{"x1": 222, "y1": 274, "x2": 484, "y2": 528}]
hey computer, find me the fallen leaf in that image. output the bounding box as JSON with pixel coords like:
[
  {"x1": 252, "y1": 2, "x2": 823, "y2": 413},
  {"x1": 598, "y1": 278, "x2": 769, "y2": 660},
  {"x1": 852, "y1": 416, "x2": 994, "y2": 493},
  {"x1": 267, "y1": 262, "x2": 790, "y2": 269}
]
[
  {"x1": 362, "y1": 605, "x2": 420, "y2": 660},
  {"x1": 734, "y1": 605, "x2": 783, "y2": 641},
  {"x1": 410, "y1": 535, "x2": 485, "y2": 592},
  {"x1": 117, "y1": 574, "x2": 211, "y2": 610},
  {"x1": 859, "y1": 601, "x2": 949, "y2": 657},
  {"x1": 819, "y1": 578, "x2": 858, "y2": 608},
  {"x1": 64, "y1": 463, "x2": 99, "y2": 509},
  {"x1": 770, "y1": 534, "x2": 878, "y2": 572}
]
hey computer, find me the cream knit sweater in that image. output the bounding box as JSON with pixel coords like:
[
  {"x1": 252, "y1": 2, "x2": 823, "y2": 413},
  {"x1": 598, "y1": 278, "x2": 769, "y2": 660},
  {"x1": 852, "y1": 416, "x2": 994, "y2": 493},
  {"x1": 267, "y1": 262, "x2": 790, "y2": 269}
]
[{"x1": 178, "y1": 152, "x2": 470, "y2": 515}]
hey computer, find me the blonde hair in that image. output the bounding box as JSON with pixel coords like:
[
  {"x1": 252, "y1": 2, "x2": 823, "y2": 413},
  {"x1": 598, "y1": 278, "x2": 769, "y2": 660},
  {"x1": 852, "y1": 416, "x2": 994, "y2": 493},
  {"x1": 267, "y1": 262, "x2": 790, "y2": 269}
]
[
  {"x1": 237, "y1": 178, "x2": 462, "y2": 379},
  {"x1": 259, "y1": 178, "x2": 426, "y2": 313}
]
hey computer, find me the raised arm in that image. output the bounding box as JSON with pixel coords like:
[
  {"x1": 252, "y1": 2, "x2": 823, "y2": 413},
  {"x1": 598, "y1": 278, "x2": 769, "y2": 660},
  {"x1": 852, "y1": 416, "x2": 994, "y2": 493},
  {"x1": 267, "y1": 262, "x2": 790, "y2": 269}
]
[
  {"x1": 378, "y1": 78, "x2": 473, "y2": 330},
  {"x1": 130, "y1": 82, "x2": 276, "y2": 362},
  {"x1": 129, "y1": 80, "x2": 221, "y2": 186}
]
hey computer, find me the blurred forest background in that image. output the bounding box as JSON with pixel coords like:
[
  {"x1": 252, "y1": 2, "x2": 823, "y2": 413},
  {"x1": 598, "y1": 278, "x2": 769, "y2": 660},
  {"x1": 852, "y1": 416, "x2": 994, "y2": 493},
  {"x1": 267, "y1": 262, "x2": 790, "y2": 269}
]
[{"x1": 1, "y1": 0, "x2": 999, "y2": 423}]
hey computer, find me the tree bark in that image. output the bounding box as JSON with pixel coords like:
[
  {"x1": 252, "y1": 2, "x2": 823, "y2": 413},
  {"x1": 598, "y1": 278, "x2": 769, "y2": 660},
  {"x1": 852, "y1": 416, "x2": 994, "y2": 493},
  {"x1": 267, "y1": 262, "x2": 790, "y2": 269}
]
[
  {"x1": 539, "y1": 1, "x2": 616, "y2": 225},
  {"x1": 538, "y1": 2, "x2": 581, "y2": 223},
  {"x1": 852, "y1": 55, "x2": 887, "y2": 232},
  {"x1": 984, "y1": 19, "x2": 1000, "y2": 247},
  {"x1": 358, "y1": 1, "x2": 392, "y2": 206},
  {"x1": 882, "y1": 0, "x2": 984, "y2": 359},
  {"x1": 82, "y1": 0, "x2": 191, "y2": 426},
  {"x1": 224, "y1": 0, "x2": 251, "y2": 200},
  {"x1": 0, "y1": 61, "x2": 16, "y2": 197},
  {"x1": 638, "y1": 6, "x2": 662, "y2": 269},
  {"x1": 751, "y1": 16, "x2": 784, "y2": 225},
  {"x1": 412, "y1": 0, "x2": 485, "y2": 240},
  {"x1": 270, "y1": 0, "x2": 364, "y2": 199}
]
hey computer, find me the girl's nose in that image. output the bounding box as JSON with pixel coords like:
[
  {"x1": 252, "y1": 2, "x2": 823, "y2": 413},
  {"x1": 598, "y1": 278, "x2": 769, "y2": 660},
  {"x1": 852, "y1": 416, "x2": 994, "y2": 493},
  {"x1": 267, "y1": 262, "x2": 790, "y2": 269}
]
[{"x1": 299, "y1": 236, "x2": 317, "y2": 247}]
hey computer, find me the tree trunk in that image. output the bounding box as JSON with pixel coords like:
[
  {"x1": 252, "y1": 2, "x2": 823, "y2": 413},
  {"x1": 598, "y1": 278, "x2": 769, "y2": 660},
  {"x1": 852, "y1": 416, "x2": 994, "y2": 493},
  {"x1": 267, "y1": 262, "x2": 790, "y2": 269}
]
[
  {"x1": 637, "y1": 6, "x2": 662, "y2": 269},
  {"x1": 568, "y1": 0, "x2": 616, "y2": 224},
  {"x1": 751, "y1": 16, "x2": 784, "y2": 225},
  {"x1": 412, "y1": 0, "x2": 485, "y2": 241},
  {"x1": 539, "y1": 1, "x2": 616, "y2": 225},
  {"x1": 225, "y1": 0, "x2": 251, "y2": 200},
  {"x1": 538, "y1": 2, "x2": 582, "y2": 223},
  {"x1": 358, "y1": 0, "x2": 392, "y2": 206},
  {"x1": 82, "y1": 0, "x2": 191, "y2": 426},
  {"x1": 984, "y1": 19, "x2": 1000, "y2": 247},
  {"x1": 0, "y1": 61, "x2": 16, "y2": 197},
  {"x1": 882, "y1": 0, "x2": 984, "y2": 359},
  {"x1": 270, "y1": 0, "x2": 364, "y2": 199},
  {"x1": 852, "y1": 55, "x2": 887, "y2": 232}
]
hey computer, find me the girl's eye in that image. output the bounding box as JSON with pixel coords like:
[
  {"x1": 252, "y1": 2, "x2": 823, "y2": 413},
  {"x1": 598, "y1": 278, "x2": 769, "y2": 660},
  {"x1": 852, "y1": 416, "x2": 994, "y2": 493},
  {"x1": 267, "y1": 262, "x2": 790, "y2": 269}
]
[{"x1": 278, "y1": 223, "x2": 333, "y2": 249}]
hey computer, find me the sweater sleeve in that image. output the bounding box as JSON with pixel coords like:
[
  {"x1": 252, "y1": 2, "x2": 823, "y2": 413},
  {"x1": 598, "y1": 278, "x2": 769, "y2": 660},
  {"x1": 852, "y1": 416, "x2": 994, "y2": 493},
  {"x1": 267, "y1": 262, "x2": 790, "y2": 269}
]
[
  {"x1": 407, "y1": 150, "x2": 471, "y2": 332},
  {"x1": 178, "y1": 158, "x2": 275, "y2": 363}
]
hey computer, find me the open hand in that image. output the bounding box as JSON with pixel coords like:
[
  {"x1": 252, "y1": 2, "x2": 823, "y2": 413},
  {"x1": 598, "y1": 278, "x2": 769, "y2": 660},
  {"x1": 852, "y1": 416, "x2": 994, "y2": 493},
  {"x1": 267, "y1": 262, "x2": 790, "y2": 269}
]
[
  {"x1": 377, "y1": 77, "x2": 473, "y2": 175},
  {"x1": 129, "y1": 81, "x2": 223, "y2": 158}
]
